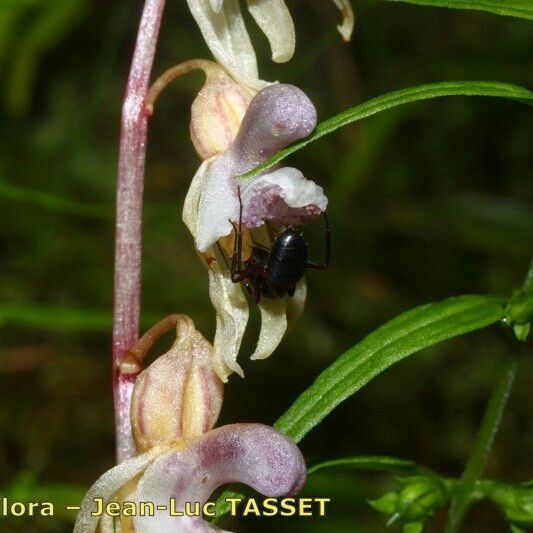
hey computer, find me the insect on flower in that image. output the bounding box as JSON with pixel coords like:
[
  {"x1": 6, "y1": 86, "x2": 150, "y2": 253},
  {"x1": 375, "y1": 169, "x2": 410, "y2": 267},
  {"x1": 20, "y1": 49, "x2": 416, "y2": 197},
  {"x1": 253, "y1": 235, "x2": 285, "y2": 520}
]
[{"x1": 228, "y1": 188, "x2": 330, "y2": 303}]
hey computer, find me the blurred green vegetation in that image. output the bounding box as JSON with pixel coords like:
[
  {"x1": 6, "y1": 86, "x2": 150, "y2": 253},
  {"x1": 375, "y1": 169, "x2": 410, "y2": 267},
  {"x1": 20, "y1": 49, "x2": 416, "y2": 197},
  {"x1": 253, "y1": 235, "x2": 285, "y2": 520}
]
[{"x1": 0, "y1": 1, "x2": 531, "y2": 531}]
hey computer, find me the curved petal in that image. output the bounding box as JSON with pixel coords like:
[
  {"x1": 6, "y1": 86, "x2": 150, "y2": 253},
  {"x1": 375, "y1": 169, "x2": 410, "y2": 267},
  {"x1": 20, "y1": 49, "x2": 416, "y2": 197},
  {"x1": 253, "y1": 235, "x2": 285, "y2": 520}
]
[
  {"x1": 286, "y1": 277, "x2": 307, "y2": 332},
  {"x1": 253, "y1": 276, "x2": 307, "y2": 361},
  {"x1": 240, "y1": 167, "x2": 328, "y2": 227},
  {"x1": 133, "y1": 424, "x2": 306, "y2": 532},
  {"x1": 183, "y1": 161, "x2": 248, "y2": 382},
  {"x1": 208, "y1": 248, "x2": 249, "y2": 380},
  {"x1": 183, "y1": 159, "x2": 211, "y2": 241},
  {"x1": 194, "y1": 157, "x2": 238, "y2": 253},
  {"x1": 332, "y1": 0, "x2": 355, "y2": 42},
  {"x1": 229, "y1": 83, "x2": 317, "y2": 166},
  {"x1": 246, "y1": 0, "x2": 295, "y2": 63},
  {"x1": 73, "y1": 448, "x2": 162, "y2": 533},
  {"x1": 252, "y1": 297, "x2": 287, "y2": 360},
  {"x1": 186, "y1": 0, "x2": 269, "y2": 90}
]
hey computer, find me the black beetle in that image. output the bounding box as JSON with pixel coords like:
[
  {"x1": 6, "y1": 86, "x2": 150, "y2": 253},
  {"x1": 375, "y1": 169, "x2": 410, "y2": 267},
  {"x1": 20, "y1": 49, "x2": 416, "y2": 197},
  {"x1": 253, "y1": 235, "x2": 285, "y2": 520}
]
[{"x1": 228, "y1": 189, "x2": 330, "y2": 303}]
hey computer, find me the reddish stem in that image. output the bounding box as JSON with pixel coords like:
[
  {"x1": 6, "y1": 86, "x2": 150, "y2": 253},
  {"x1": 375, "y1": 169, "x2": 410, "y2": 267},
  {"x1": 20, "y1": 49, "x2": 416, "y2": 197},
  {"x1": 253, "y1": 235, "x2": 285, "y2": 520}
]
[{"x1": 113, "y1": 0, "x2": 166, "y2": 463}]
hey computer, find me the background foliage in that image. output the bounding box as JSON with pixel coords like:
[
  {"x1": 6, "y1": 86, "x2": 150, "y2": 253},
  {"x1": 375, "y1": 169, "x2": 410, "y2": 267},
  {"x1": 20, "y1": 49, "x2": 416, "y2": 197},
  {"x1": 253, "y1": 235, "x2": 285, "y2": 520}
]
[{"x1": 0, "y1": 0, "x2": 531, "y2": 531}]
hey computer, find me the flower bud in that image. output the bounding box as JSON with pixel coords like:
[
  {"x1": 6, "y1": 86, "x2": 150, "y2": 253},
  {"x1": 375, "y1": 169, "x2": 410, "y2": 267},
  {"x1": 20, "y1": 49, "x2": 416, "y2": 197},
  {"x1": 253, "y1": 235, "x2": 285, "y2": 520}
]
[
  {"x1": 131, "y1": 315, "x2": 223, "y2": 452},
  {"x1": 395, "y1": 477, "x2": 446, "y2": 522},
  {"x1": 190, "y1": 64, "x2": 253, "y2": 160},
  {"x1": 370, "y1": 475, "x2": 448, "y2": 526},
  {"x1": 487, "y1": 480, "x2": 533, "y2": 527}
]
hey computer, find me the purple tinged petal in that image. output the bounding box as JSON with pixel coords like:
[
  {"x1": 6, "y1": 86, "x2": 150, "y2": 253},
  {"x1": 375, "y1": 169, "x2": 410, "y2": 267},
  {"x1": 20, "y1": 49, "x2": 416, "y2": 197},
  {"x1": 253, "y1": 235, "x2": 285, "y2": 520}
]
[
  {"x1": 133, "y1": 424, "x2": 306, "y2": 532},
  {"x1": 229, "y1": 83, "x2": 317, "y2": 168},
  {"x1": 240, "y1": 167, "x2": 327, "y2": 227},
  {"x1": 194, "y1": 423, "x2": 307, "y2": 496}
]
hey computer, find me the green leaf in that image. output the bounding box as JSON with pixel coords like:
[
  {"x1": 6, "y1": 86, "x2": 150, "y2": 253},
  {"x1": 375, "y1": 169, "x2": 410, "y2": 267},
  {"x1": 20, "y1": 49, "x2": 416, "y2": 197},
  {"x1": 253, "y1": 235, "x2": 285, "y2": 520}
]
[
  {"x1": 214, "y1": 296, "x2": 506, "y2": 519},
  {"x1": 0, "y1": 179, "x2": 111, "y2": 219},
  {"x1": 275, "y1": 295, "x2": 506, "y2": 442},
  {"x1": 0, "y1": 304, "x2": 160, "y2": 331},
  {"x1": 5, "y1": 0, "x2": 89, "y2": 115},
  {"x1": 382, "y1": 0, "x2": 533, "y2": 21},
  {"x1": 308, "y1": 456, "x2": 421, "y2": 476},
  {"x1": 239, "y1": 82, "x2": 533, "y2": 180}
]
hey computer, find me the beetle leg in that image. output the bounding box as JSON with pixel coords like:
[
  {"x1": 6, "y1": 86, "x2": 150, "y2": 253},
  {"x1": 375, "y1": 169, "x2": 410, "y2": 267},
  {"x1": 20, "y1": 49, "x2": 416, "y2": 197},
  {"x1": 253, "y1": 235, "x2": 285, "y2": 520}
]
[
  {"x1": 231, "y1": 255, "x2": 257, "y2": 283},
  {"x1": 230, "y1": 187, "x2": 245, "y2": 280},
  {"x1": 243, "y1": 278, "x2": 261, "y2": 304},
  {"x1": 307, "y1": 212, "x2": 330, "y2": 270}
]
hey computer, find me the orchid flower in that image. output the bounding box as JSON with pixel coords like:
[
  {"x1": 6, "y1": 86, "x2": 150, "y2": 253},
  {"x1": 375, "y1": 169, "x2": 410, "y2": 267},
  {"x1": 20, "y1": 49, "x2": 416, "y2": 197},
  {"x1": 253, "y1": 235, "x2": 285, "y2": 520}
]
[
  {"x1": 183, "y1": 82, "x2": 327, "y2": 381},
  {"x1": 186, "y1": 0, "x2": 354, "y2": 90},
  {"x1": 74, "y1": 315, "x2": 306, "y2": 533}
]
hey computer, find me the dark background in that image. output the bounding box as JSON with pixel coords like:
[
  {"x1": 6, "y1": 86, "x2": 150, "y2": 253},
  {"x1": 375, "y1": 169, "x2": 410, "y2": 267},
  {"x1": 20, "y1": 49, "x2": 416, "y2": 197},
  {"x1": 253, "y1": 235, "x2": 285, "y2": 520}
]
[{"x1": 0, "y1": 1, "x2": 532, "y2": 531}]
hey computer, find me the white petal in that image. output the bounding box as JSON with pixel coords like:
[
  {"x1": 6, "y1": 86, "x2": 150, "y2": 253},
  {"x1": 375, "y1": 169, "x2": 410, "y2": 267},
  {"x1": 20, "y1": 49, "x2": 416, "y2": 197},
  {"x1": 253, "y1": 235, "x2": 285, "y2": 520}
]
[
  {"x1": 240, "y1": 167, "x2": 328, "y2": 227},
  {"x1": 252, "y1": 272, "x2": 307, "y2": 361},
  {"x1": 73, "y1": 448, "x2": 161, "y2": 533},
  {"x1": 286, "y1": 277, "x2": 307, "y2": 331},
  {"x1": 209, "y1": 0, "x2": 224, "y2": 12},
  {"x1": 100, "y1": 512, "x2": 116, "y2": 533},
  {"x1": 186, "y1": 0, "x2": 269, "y2": 90},
  {"x1": 184, "y1": 161, "x2": 248, "y2": 382},
  {"x1": 208, "y1": 247, "x2": 249, "y2": 380},
  {"x1": 194, "y1": 157, "x2": 238, "y2": 253},
  {"x1": 246, "y1": 0, "x2": 295, "y2": 63},
  {"x1": 183, "y1": 160, "x2": 211, "y2": 240},
  {"x1": 252, "y1": 295, "x2": 287, "y2": 361},
  {"x1": 331, "y1": 0, "x2": 355, "y2": 41}
]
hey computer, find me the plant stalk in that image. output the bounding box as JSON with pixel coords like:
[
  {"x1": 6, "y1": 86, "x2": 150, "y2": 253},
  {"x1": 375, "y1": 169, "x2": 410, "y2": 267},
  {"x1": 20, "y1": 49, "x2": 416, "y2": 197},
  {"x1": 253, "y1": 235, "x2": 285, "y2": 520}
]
[
  {"x1": 445, "y1": 356, "x2": 517, "y2": 532},
  {"x1": 112, "y1": 0, "x2": 165, "y2": 464}
]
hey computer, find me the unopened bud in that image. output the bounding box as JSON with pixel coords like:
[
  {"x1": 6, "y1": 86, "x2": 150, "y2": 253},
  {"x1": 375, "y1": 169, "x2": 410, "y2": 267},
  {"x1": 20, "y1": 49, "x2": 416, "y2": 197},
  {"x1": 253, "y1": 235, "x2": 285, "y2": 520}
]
[
  {"x1": 487, "y1": 480, "x2": 533, "y2": 527},
  {"x1": 396, "y1": 476, "x2": 446, "y2": 522},
  {"x1": 190, "y1": 65, "x2": 253, "y2": 159},
  {"x1": 130, "y1": 315, "x2": 223, "y2": 452},
  {"x1": 370, "y1": 475, "x2": 448, "y2": 526},
  {"x1": 145, "y1": 59, "x2": 253, "y2": 160}
]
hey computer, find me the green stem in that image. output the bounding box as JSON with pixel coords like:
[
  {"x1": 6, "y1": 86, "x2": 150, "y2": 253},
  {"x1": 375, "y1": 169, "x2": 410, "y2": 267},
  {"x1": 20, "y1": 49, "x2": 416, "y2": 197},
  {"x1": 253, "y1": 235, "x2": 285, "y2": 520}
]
[{"x1": 445, "y1": 357, "x2": 518, "y2": 532}]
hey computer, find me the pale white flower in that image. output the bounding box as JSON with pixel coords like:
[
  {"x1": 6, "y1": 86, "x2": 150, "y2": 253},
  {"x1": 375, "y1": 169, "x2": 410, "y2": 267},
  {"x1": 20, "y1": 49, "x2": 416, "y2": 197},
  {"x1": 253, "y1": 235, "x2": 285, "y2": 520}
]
[
  {"x1": 183, "y1": 83, "x2": 327, "y2": 381},
  {"x1": 75, "y1": 317, "x2": 305, "y2": 533},
  {"x1": 186, "y1": 0, "x2": 354, "y2": 89}
]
